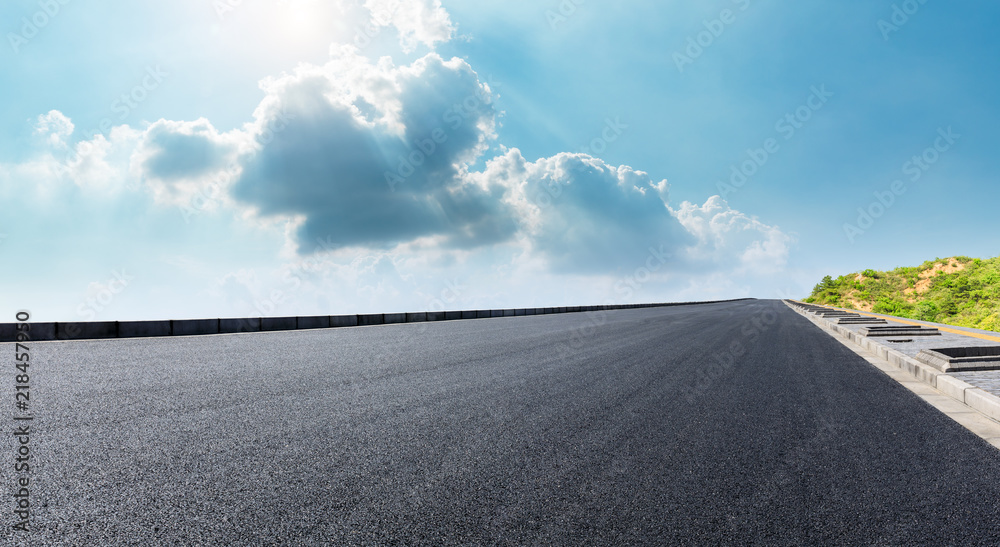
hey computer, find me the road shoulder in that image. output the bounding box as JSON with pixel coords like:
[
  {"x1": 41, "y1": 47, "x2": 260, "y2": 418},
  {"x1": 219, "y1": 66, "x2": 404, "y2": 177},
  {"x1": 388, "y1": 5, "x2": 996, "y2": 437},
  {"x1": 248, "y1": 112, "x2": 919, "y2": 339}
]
[{"x1": 785, "y1": 301, "x2": 1000, "y2": 450}]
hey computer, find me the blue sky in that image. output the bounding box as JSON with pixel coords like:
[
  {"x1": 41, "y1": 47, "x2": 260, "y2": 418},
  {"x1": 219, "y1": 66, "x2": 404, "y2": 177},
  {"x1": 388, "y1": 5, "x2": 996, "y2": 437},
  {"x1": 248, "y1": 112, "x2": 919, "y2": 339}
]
[{"x1": 2, "y1": 0, "x2": 998, "y2": 321}]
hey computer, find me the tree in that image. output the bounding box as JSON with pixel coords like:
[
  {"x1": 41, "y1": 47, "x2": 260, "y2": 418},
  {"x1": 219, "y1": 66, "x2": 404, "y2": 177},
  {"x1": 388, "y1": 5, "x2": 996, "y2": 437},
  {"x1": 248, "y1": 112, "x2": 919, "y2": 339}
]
[{"x1": 821, "y1": 275, "x2": 835, "y2": 290}]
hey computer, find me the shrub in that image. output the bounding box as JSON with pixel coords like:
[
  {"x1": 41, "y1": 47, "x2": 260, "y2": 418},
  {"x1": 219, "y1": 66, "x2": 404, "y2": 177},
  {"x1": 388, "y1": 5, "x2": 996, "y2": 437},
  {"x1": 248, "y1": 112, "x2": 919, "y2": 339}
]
[{"x1": 915, "y1": 301, "x2": 939, "y2": 321}]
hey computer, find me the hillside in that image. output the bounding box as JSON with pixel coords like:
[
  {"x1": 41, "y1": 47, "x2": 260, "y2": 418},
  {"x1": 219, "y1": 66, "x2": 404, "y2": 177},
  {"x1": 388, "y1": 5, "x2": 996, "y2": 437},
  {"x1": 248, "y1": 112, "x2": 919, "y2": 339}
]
[{"x1": 804, "y1": 256, "x2": 1000, "y2": 332}]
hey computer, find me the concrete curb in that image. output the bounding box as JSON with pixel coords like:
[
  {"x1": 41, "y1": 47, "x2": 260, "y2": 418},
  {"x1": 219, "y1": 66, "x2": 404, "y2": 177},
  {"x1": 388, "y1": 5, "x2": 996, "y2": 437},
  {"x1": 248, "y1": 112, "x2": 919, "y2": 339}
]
[
  {"x1": 785, "y1": 300, "x2": 1000, "y2": 427},
  {"x1": 1, "y1": 298, "x2": 755, "y2": 343}
]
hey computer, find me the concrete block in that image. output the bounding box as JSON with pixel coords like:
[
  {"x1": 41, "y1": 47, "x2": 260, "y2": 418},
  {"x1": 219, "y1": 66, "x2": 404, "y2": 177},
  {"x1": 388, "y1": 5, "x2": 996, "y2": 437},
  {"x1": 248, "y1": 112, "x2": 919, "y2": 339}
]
[
  {"x1": 502, "y1": 309, "x2": 515, "y2": 317},
  {"x1": 887, "y1": 352, "x2": 906, "y2": 368},
  {"x1": 916, "y1": 346, "x2": 1000, "y2": 373},
  {"x1": 118, "y1": 320, "x2": 171, "y2": 338},
  {"x1": 261, "y1": 317, "x2": 297, "y2": 331},
  {"x1": 861, "y1": 325, "x2": 939, "y2": 336},
  {"x1": 27, "y1": 323, "x2": 57, "y2": 341},
  {"x1": 838, "y1": 318, "x2": 887, "y2": 325},
  {"x1": 899, "y1": 359, "x2": 914, "y2": 376},
  {"x1": 58, "y1": 322, "x2": 118, "y2": 340},
  {"x1": 172, "y1": 319, "x2": 220, "y2": 336},
  {"x1": 427, "y1": 312, "x2": 446, "y2": 321},
  {"x1": 557, "y1": 307, "x2": 568, "y2": 313},
  {"x1": 965, "y1": 389, "x2": 1000, "y2": 422},
  {"x1": 514, "y1": 309, "x2": 526, "y2": 316},
  {"x1": 445, "y1": 311, "x2": 463, "y2": 321},
  {"x1": 477, "y1": 310, "x2": 492, "y2": 319},
  {"x1": 936, "y1": 375, "x2": 971, "y2": 402},
  {"x1": 543, "y1": 307, "x2": 556, "y2": 314},
  {"x1": 384, "y1": 313, "x2": 405, "y2": 324},
  {"x1": 406, "y1": 312, "x2": 428, "y2": 322},
  {"x1": 1, "y1": 322, "x2": 55, "y2": 341},
  {"x1": 296, "y1": 316, "x2": 330, "y2": 330},
  {"x1": 523, "y1": 309, "x2": 537, "y2": 316},
  {"x1": 491, "y1": 310, "x2": 504, "y2": 318},
  {"x1": 911, "y1": 363, "x2": 939, "y2": 386},
  {"x1": 329, "y1": 315, "x2": 359, "y2": 328},
  {"x1": 875, "y1": 346, "x2": 890, "y2": 360},
  {"x1": 358, "y1": 314, "x2": 384, "y2": 326},
  {"x1": 220, "y1": 317, "x2": 261, "y2": 333},
  {"x1": 461, "y1": 311, "x2": 477, "y2": 320}
]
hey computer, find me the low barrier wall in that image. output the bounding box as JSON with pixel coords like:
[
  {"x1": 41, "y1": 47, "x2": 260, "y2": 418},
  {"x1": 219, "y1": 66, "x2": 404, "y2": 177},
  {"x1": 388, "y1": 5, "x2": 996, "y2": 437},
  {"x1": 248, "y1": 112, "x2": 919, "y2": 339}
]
[{"x1": 1, "y1": 298, "x2": 754, "y2": 342}]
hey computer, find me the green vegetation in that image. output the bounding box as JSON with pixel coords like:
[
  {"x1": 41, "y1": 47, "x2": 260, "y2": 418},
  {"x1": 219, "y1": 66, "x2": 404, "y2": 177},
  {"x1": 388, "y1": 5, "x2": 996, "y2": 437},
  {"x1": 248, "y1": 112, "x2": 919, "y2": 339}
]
[{"x1": 804, "y1": 256, "x2": 1000, "y2": 332}]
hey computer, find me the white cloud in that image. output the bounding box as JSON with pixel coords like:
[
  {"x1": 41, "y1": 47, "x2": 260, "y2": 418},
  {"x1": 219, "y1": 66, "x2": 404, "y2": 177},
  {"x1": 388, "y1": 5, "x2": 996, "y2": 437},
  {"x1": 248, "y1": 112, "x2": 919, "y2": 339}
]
[
  {"x1": 363, "y1": 0, "x2": 455, "y2": 52},
  {"x1": 231, "y1": 47, "x2": 513, "y2": 253},
  {"x1": 469, "y1": 148, "x2": 693, "y2": 273},
  {"x1": 30, "y1": 119, "x2": 144, "y2": 193},
  {"x1": 674, "y1": 195, "x2": 794, "y2": 274},
  {"x1": 132, "y1": 118, "x2": 244, "y2": 207},
  {"x1": 34, "y1": 110, "x2": 75, "y2": 149}
]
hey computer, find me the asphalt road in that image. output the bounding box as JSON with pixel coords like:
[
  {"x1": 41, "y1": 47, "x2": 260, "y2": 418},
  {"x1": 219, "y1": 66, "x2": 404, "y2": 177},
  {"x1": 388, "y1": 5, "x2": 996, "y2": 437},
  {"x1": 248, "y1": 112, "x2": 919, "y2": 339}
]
[{"x1": 5, "y1": 299, "x2": 1000, "y2": 545}]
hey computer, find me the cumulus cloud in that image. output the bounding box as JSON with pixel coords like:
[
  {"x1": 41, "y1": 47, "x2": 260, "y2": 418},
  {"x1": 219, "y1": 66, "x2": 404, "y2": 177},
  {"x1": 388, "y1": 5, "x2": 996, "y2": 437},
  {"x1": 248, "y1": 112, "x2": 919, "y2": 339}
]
[
  {"x1": 231, "y1": 47, "x2": 514, "y2": 253},
  {"x1": 471, "y1": 149, "x2": 694, "y2": 273},
  {"x1": 132, "y1": 118, "x2": 243, "y2": 206},
  {"x1": 363, "y1": 0, "x2": 455, "y2": 52},
  {"x1": 463, "y1": 150, "x2": 792, "y2": 277},
  {"x1": 138, "y1": 119, "x2": 238, "y2": 181},
  {"x1": 674, "y1": 195, "x2": 794, "y2": 274},
  {"x1": 24, "y1": 117, "x2": 144, "y2": 192},
  {"x1": 34, "y1": 110, "x2": 75, "y2": 149},
  {"x1": 224, "y1": 42, "x2": 791, "y2": 277}
]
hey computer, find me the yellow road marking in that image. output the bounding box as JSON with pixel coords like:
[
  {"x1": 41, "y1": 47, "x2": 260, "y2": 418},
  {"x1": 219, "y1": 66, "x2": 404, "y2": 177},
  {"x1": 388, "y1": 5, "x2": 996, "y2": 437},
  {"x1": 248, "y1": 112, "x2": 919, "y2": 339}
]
[{"x1": 789, "y1": 300, "x2": 1000, "y2": 344}]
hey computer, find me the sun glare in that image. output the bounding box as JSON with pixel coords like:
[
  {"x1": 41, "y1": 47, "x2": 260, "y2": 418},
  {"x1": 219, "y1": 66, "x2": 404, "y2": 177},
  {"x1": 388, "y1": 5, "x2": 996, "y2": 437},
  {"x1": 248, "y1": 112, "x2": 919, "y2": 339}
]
[{"x1": 277, "y1": 3, "x2": 322, "y2": 37}]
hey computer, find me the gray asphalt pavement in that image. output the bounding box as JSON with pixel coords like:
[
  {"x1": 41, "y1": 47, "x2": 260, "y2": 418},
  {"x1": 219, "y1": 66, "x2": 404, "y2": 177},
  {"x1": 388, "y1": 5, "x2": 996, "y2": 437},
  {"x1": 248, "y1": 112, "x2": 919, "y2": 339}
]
[{"x1": 5, "y1": 299, "x2": 1000, "y2": 545}]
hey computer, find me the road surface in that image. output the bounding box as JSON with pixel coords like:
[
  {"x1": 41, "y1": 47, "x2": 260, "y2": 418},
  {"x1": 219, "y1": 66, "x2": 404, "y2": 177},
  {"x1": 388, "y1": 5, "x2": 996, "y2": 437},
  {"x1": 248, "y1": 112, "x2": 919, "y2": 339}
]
[{"x1": 5, "y1": 299, "x2": 1000, "y2": 545}]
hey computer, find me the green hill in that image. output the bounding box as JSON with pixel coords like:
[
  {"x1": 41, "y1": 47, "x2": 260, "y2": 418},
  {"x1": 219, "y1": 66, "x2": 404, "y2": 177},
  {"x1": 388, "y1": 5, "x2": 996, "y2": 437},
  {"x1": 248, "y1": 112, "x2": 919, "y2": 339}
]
[{"x1": 804, "y1": 256, "x2": 1000, "y2": 332}]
